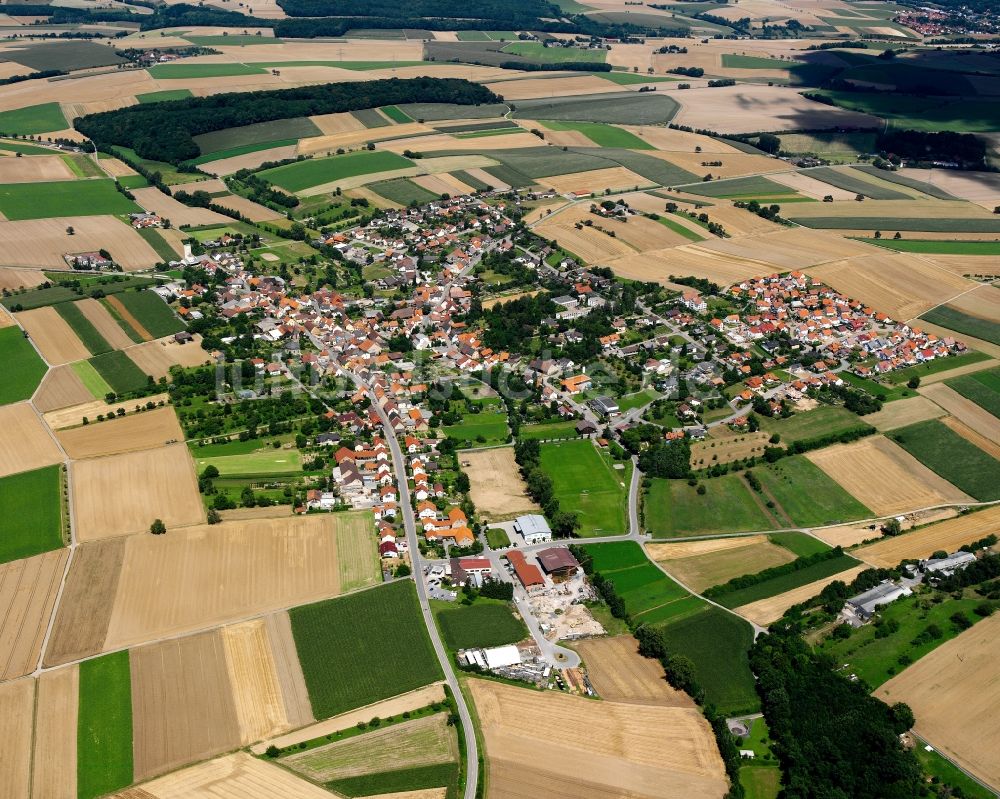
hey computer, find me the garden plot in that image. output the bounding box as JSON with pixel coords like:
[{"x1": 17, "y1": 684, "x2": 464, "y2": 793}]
[
  {"x1": 33, "y1": 365, "x2": 93, "y2": 412},
  {"x1": 0, "y1": 216, "x2": 161, "y2": 271},
  {"x1": 461, "y1": 446, "x2": 539, "y2": 519},
  {"x1": 0, "y1": 154, "x2": 74, "y2": 183},
  {"x1": 56, "y1": 406, "x2": 183, "y2": 459},
  {"x1": 15, "y1": 306, "x2": 90, "y2": 365},
  {"x1": 734, "y1": 565, "x2": 868, "y2": 626},
  {"x1": 71, "y1": 444, "x2": 204, "y2": 541},
  {"x1": 125, "y1": 335, "x2": 210, "y2": 379},
  {"x1": 31, "y1": 665, "x2": 78, "y2": 799},
  {"x1": 0, "y1": 402, "x2": 63, "y2": 478},
  {"x1": 805, "y1": 435, "x2": 973, "y2": 516},
  {"x1": 574, "y1": 635, "x2": 693, "y2": 707},
  {"x1": 468, "y1": 678, "x2": 727, "y2": 799},
  {"x1": 0, "y1": 549, "x2": 67, "y2": 681},
  {"x1": 854, "y1": 504, "x2": 1000, "y2": 567}
]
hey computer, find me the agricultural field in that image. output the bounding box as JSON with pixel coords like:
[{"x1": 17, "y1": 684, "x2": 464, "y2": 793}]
[
  {"x1": 947, "y1": 367, "x2": 1000, "y2": 419},
  {"x1": 0, "y1": 179, "x2": 139, "y2": 220},
  {"x1": 854, "y1": 505, "x2": 1000, "y2": 567},
  {"x1": 574, "y1": 634, "x2": 694, "y2": 706},
  {"x1": 0, "y1": 325, "x2": 47, "y2": 404},
  {"x1": 539, "y1": 439, "x2": 628, "y2": 536},
  {"x1": 0, "y1": 549, "x2": 68, "y2": 681},
  {"x1": 645, "y1": 474, "x2": 776, "y2": 538},
  {"x1": 753, "y1": 456, "x2": 873, "y2": 527},
  {"x1": 57, "y1": 406, "x2": 184, "y2": 459},
  {"x1": 0, "y1": 402, "x2": 64, "y2": 478},
  {"x1": 289, "y1": 580, "x2": 443, "y2": 719},
  {"x1": 89, "y1": 349, "x2": 154, "y2": 394},
  {"x1": 107, "y1": 291, "x2": 186, "y2": 338},
  {"x1": 647, "y1": 535, "x2": 797, "y2": 593},
  {"x1": 260, "y1": 151, "x2": 413, "y2": 192},
  {"x1": 0, "y1": 465, "x2": 63, "y2": 563},
  {"x1": 194, "y1": 447, "x2": 304, "y2": 476},
  {"x1": 888, "y1": 420, "x2": 1000, "y2": 501},
  {"x1": 460, "y1": 446, "x2": 539, "y2": 519},
  {"x1": 0, "y1": 102, "x2": 66, "y2": 135},
  {"x1": 78, "y1": 651, "x2": 133, "y2": 799}
]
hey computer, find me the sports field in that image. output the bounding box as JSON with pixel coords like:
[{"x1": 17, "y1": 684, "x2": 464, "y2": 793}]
[
  {"x1": 260, "y1": 151, "x2": 413, "y2": 192},
  {"x1": 0, "y1": 465, "x2": 63, "y2": 563},
  {"x1": 645, "y1": 475, "x2": 775, "y2": 538},
  {"x1": 889, "y1": 420, "x2": 1000, "y2": 501},
  {"x1": 0, "y1": 179, "x2": 139, "y2": 220},
  {"x1": 0, "y1": 326, "x2": 47, "y2": 405},
  {"x1": 289, "y1": 581, "x2": 443, "y2": 719},
  {"x1": 539, "y1": 439, "x2": 628, "y2": 536}
]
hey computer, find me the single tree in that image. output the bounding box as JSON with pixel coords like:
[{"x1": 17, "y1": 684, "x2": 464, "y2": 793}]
[{"x1": 150, "y1": 519, "x2": 166, "y2": 535}]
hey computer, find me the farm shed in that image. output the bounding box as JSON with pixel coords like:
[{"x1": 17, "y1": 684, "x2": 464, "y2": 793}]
[
  {"x1": 536, "y1": 547, "x2": 580, "y2": 582},
  {"x1": 847, "y1": 581, "x2": 912, "y2": 620},
  {"x1": 514, "y1": 514, "x2": 552, "y2": 545},
  {"x1": 507, "y1": 551, "x2": 545, "y2": 594}
]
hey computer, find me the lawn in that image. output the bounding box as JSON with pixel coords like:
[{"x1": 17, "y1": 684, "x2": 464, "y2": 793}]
[
  {"x1": 72, "y1": 359, "x2": 112, "y2": 398},
  {"x1": 370, "y1": 177, "x2": 439, "y2": 206},
  {"x1": 0, "y1": 102, "x2": 66, "y2": 135},
  {"x1": 947, "y1": 368, "x2": 1000, "y2": 419},
  {"x1": 112, "y1": 291, "x2": 186, "y2": 337},
  {"x1": 444, "y1": 411, "x2": 508, "y2": 446},
  {"x1": 503, "y1": 42, "x2": 605, "y2": 63},
  {"x1": 737, "y1": 717, "x2": 781, "y2": 799},
  {"x1": 0, "y1": 179, "x2": 138, "y2": 220},
  {"x1": 816, "y1": 591, "x2": 994, "y2": 688},
  {"x1": 148, "y1": 63, "x2": 267, "y2": 79},
  {"x1": 0, "y1": 326, "x2": 48, "y2": 405},
  {"x1": 708, "y1": 552, "x2": 861, "y2": 608},
  {"x1": 435, "y1": 599, "x2": 528, "y2": 650},
  {"x1": 889, "y1": 420, "x2": 1000, "y2": 501},
  {"x1": 78, "y1": 651, "x2": 133, "y2": 799},
  {"x1": 260, "y1": 150, "x2": 413, "y2": 193},
  {"x1": 921, "y1": 306, "x2": 1000, "y2": 346},
  {"x1": 55, "y1": 301, "x2": 112, "y2": 355},
  {"x1": 0, "y1": 466, "x2": 63, "y2": 563},
  {"x1": 485, "y1": 527, "x2": 510, "y2": 549},
  {"x1": 656, "y1": 606, "x2": 759, "y2": 715},
  {"x1": 861, "y1": 238, "x2": 1000, "y2": 255},
  {"x1": 517, "y1": 420, "x2": 580, "y2": 441},
  {"x1": 644, "y1": 475, "x2": 776, "y2": 538},
  {"x1": 195, "y1": 448, "x2": 303, "y2": 477},
  {"x1": 89, "y1": 350, "x2": 151, "y2": 395},
  {"x1": 540, "y1": 439, "x2": 628, "y2": 536},
  {"x1": 539, "y1": 120, "x2": 652, "y2": 149},
  {"x1": 758, "y1": 406, "x2": 872, "y2": 444},
  {"x1": 136, "y1": 89, "x2": 193, "y2": 104},
  {"x1": 290, "y1": 580, "x2": 443, "y2": 719},
  {"x1": 755, "y1": 456, "x2": 872, "y2": 527}
]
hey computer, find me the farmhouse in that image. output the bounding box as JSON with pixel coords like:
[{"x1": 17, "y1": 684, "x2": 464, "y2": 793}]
[
  {"x1": 536, "y1": 547, "x2": 580, "y2": 582},
  {"x1": 514, "y1": 514, "x2": 553, "y2": 545},
  {"x1": 507, "y1": 551, "x2": 545, "y2": 594},
  {"x1": 846, "y1": 581, "x2": 912, "y2": 621}
]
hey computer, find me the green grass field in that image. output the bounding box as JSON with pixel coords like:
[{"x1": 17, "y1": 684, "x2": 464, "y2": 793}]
[
  {"x1": 921, "y1": 305, "x2": 1000, "y2": 346},
  {"x1": 807, "y1": 90, "x2": 1000, "y2": 133},
  {"x1": 148, "y1": 62, "x2": 267, "y2": 79},
  {"x1": 370, "y1": 177, "x2": 439, "y2": 205},
  {"x1": 327, "y1": 763, "x2": 459, "y2": 798},
  {"x1": 947, "y1": 368, "x2": 1000, "y2": 419},
  {"x1": 55, "y1": 301, "x2": 112, "y2": 355},
  {"x1": 755, "y1": 457, "x2": 872, "y2": 527},
  {"x1": 645, "y1": 475, "x2": 776, "y2": 538},
  {"x1": 598, "y1": 71, "x2": 676, "y2": 85},
  {"x1": 136, "y1": 227, "x2": 179, "y2": 262},
  {"x1": 709, "y1": 552, "x2": 860, "y2": 608},
  {"x1": 187, "y1": 138, "x2": 299, "y2": 166},
  {"x1": 381, "y1": 105, "x2": 413, "y2": 123},
  {"x1": 72, "y1": 359, "x2": 112, "y2": 398},
  {"x1": 758, "y1": 406, "x2": 872, "y2": 443},
  {"x1": 185, "y1": 34, "x2": 282, "y2": 46},
  {"x1": 89, "y1": 350, "x2": 150, "y2": 395},
  {"x1": 136, "y1": 89, "x2": 194, "y2": 104},
  {"x1": 0, "y1": 137, "x2": 59, "y2": 155},
  {"x1": 889, "y1": 420, "x2": 1000, "y2": 501},
  {"x1": 517, "y1": 420, "x2": 582, "y2": 441},
  {"x1": 790, "y1": 216, "x2": 1000, "y2": 233},
  {"x1": 539, "y1": 120, "x2": 652, "y2": 149},
  {"x1": 444, "y1": 411, "x2": 508, "y2": 446},
  {"x1": 503, "y1": 41, "x2": 605, "y2": 63},
  {"x1": 112, "y1": 291, "x2": 185, "y2": 338},
  {"x1": 485, "y1": 527, "x2": 510, "y2": 549},
  {"x1": 78, "y1": 651, "x2": 133, "y2": 799},
  {"x1": 652, "y1": 213, "x2": 705, "y2": 241},
  {"x1": 435, "y1": 599, "x2": 528, "y2": 650},
  {"x1": 722, "y1": 54, "x2": 796, "y2": 69},
  {"x1": 0, "y1": 179, "x2": 139, "y2": 220},
  {"x1": 738, "y1": 717, "x2": 781, "y2": 799},
  {"x1": 0, "y1": 102, "x2": 67, "y2": 135},
  {"x1": 582, "y1": 540, "x2": 649, "y2": 572},
  {"x1": 861, "y1": 238, "x2": 1000, "y2": 255},
  {"x1": 656, "y1": 606, "x2": 759, "y2": 715},
  {"x1": 260, "y1": 150, "x2": 413, "y2": 193},
  {"x1": 290, "y1": 581, "x2": 443, "y2": 719},
  {"x1": 914, "y1": 738, "x2": 996, "y2": 799},
  {"x1": 118, "y1": 173, "x2": 151, "y2": 190},
  {"x1": 540, "y1": 439, "x2": 628, "y2": 536},
  {"x1": 0, "y1": 466, "x2": 62, "y2": 563},
  {"x1": 195, "y1": 448, "x2": 303, "y2": 477},
  {"x1": 0, "y1": 326, "x2": 48, "y2": 405},
  {"x1": 768, "y1": 531, "x2": 831, "y2": 559}
]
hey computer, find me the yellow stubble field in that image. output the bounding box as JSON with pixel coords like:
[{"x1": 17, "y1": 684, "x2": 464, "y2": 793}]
[
  {"x1": 853, "y1": 505, "x2": 1000, "y2": 567},
  {"x1": 56, "y1": 405, "x2": 184, "y2": 459},
  {"x1": 0, "y1": 403, "x2": 63, "y2": 478}
]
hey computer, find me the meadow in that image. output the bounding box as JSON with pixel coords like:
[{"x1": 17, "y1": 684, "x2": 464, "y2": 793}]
[
  {"x1": 539, "y1": 439, "x2": 628, "y2": 536},
  {"x1": 645, "y1": 475, "x2": 775, "y2": 538},
  {"x1": 889, "y1": 420, "x2": 1000, "y2": 501},
  {"x1": 921, "y1": 305, "x2": 1000, "y2": 346},
  {"x1": 290, "y1": 581, "x2": 443, "y2": 719},
  {"x1": 0, "y1": 102, "x2": 66, "y2": 135},
  {"x1": 517, "y1": 419, "x2": 580, "y2": 440},
  {"x1": 112, "y1": 291, "x2": 186, "y2": 338},
  {"x1": 808, "y1": 90, "x2": 1000, "y2": 133},
  {"x1": 435, "y1": 599, "x2": 528, "y2": 650},
  {"x1": 0, "y1": 326, "x2": 48, "y2": 404},
  {"x1": 948, "y1": 368, "x2": 1000, "y2": 419},
  {"x1": 0, "y1": 179, "x2": 138, "y2": 220},
  {"x1": 78, "y1": 651, "x2": 133, "y2": 799},
  {"x1": 540, "y1": 120, "x2": 651, "y2": 149},
  {"x1": 444, "y1": 410, "x2": 508, "y2": 446},
  {"x1": 759, "y1": 406, "x2": 873, "y2": 443},
  {"x1": 755, "y1": 456, "x2": 872, "y2": 527},
  {"x1": 196, "y1": 449, "x2": 303, "y2": 477},
  {"x1": 89, "y1": 350, "x2": 151, "y2": 395},
  {"x1": 261, "y1": 150, "x2": 413, "y2": 192},
  {"x1": 0, "y1": 465, "x2": 63, "y2": 563}
]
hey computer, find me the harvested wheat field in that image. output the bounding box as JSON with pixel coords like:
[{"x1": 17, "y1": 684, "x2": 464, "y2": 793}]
[
  {"x1": 865, "y1": 396, "x2": 946, "y2": 432},
  {"x1": 263, "y1": 611, "x2": 314, "y2": 731},
  {"x1": 122, "y1": 752, "x2": 332, "y2": 799},
  {"x1": 485, "y1": 75, "x2": 621, "y2": 100},
  {"x1": 540, "y1": 167, "x2": 651, "y2": 195},
  {"x1": 31, "y1": 664, "x2": 78, "y2": 799},
  {"x1": 649, "y1": 535, "x2": 795, "y2": 593},
  {"x1": 0, "y1": 678, "x2": 33, "y2": 799},
  {"x1": 590, "y1": 213, "x2": 693, "y2": 252},
  {"x1": 71, "y1": 444, "x2": 203, "y2": 541},
  {"x1": 920, "y1": 356, "x2": 999, "y2": 384},
  {"x1": 33, "y1": 365, "x2": 93, "y2": 412},
  {"x1": 607, "y1": 245, "x2": 771, "y2": 286},
  {"x1": 0, "y1": 155, "x2": 74, "y2": 183},
  {"x1": 695, "y1": 226, "x2": 871, "y2": 266},
  {"x1": 125, "y1": 336, "x2": 210, "y2": 380},
  {"x1": 15, "y1": 306, "x2": 89, "y2": 365},
  {"x1": 131, "y1": 187, "x2": 230, "y2": 227},
  {"x1": 624, "y1": 125, "x2": 740, "y2": 154},
  {"x1": 0, "y1": 307, "x2": 12, "y2": 328},
  {"x1": 200, "y1": 145, "x2": 298, "y2": 176},
  {"x1": 252, "y1": 681, "x2": 445, "y2": 755},
  {"x1": 534, "y1": 217, "x2": 636, "y2": 263},
  {"x1": 462, "y1": 447, "x2": 540, "y2": 519},
  {"x1": 768, "y1": 171, "x2": 856, "y2": 201},
  {"x1": 949, "y1": 283, "x2": 1000, "y2": 324},
  {"x1": 221, "y1": 619, "x2": 297, "y2": 745},
  {"x1": 921, "y1": 383, "x2": 1000, "y2": 445},
  {"x1": 103, "y1": 514, "x2": 374, "y2": 652},
  {"x1": 57, "y1": 405, "x2": 183, "y2": 459},
  {"x1": 297, "y1": 123, "x2": 433, "y2": 156},
  {"x1": 941, "y1": 416, "x2": 1000, "y2": 460},
  {"x1": 921, "y1": 254, "x2": 1000, "y2": 280},
  {"x1": 0, "y1": 216, "x2": 161, "y2": 270},
  {"x1": 0, "y1": 549, "x2": 68, "y2": 681},
  {"x1": 854, "y1": 505, "x2": 1000, "y2": 567},
  {"x1": 99, "y1": 157, "x2": 138, "y2": 178},
  {"x1": 469, "y1": 678, "x2": 727, "y2": 799},
  {"x1": 0, "y1": 266, "x2": 46, "y2": 291},
  {"x1": 132, "y1": 630, "x2": 243, "y2": 781},
  {"x1": 877, "y1": 612, "x2": 1000, "y2": 791},
  {"x1": 575, "y1": 636, "x2": 693, "y2": 707},
  {"x1": 692, "y1": 432, "x2": 770, "y2": 468},
  {"x1": 806, "y1": 436, "x2": 972, "y2": 516},
  {"x1": 734, "y1": 565, "x2": 868, "y2": 627},
  {"x1": 212, "y1": 193, "x2": 284, "y2": 222},
  {"x1": 43, "y1": 538, "x2": 125, "y2": 667},
  {"x1": 310, "y1": 111, "x2": 366, "y2": 135},
  {"x1": 809, "y1": 254, "x2": 978, "y2": 320},
  {"x1": 43, "y1": 392, "x2": 170, "y2": 431},
  {"x1": 75, "y1": 297, "x2": 137, "y2": 350},
  {"x1": 0, "y1": 403, "x2": 62, "y2": 478},
  {"x1": 811, "y1": 522, "x2": 885, "y2": 549},
  {"x1": 659, "y1": 151, "x2": 784, "y2": 180},
  {"x1": 411, "y1": 172, "x2": 473, "y2": 197},
  {"x1": 899, "y1": 167, "x2": 1000, "y2": 211}
]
